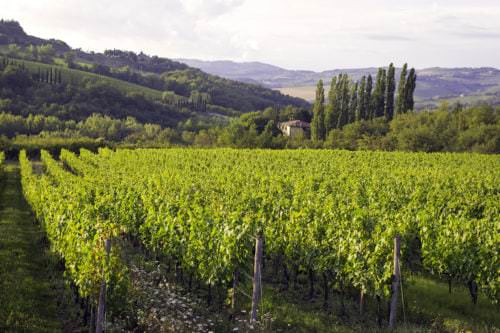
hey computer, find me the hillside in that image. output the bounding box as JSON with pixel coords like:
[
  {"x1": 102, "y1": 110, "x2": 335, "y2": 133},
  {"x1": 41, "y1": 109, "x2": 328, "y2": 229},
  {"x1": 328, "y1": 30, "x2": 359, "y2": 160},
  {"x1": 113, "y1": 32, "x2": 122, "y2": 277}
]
[
  {"x1": 0, "y1": 19, "x2": 70, "y2": 53},
  {"x1": 178, "y1": 59, "x2": 500, "y2": 107},
  {"x1": 0, "y1": 20, "x2": 309, "y2": 115}
]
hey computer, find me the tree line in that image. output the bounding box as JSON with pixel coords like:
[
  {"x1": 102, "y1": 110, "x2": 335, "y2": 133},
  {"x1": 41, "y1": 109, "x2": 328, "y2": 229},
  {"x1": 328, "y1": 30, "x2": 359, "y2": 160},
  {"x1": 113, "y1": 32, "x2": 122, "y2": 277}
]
[{"x1": 311, "y1": 63, "x2": 417, "y2": 141}]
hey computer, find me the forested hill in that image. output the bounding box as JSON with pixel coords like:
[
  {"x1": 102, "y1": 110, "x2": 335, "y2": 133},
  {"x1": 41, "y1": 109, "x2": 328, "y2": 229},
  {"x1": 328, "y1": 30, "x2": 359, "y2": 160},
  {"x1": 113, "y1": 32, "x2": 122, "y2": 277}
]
[{"x1": 0, "y1": 20, "x2": 309, "y2": 114}]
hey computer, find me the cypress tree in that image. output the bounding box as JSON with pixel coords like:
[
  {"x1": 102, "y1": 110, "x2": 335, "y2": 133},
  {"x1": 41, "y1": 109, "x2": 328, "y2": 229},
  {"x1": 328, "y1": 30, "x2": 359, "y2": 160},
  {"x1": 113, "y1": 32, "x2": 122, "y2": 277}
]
[
  {"x1": 58, "y1": 69, "x2": 62, "y2": 84},
  {"x1": 324, "y1": 76, "x2": 338, "y2": 134},
  {"x1": 49, "y1": 68, "x2": 53, "y2": 84},
  {"x1": 379, "y1": 69, "x2": 387, "y2": 117},
  {"x1": 45, "y1": 69, "x2": 49, "y2": 83},
  {"x1": 356, "y1": 76, "x2": 366, "y2": 121},
  {"x1": 384, "y1": 63, "x2": 396, "y2": 121},
  {"x1": 404, "y1": 68, "x2": 417, "y2": 112},
  {"x1": 395, "y1": 63, "x2": 408, "y2": 116},
  {"x1": 311, "y1": 80, "x2": 326, "y2": 141},
  {"x1": 371, "y1": 70, "x2": 379, "y2": 119},
  {"x1": 333, "y1": 76, "x2": 343, "y2": 128},
  {"x1": 372, "y1": 68, "x2": 386, "y2": 118},
  {"x1": 337, "y1": 74, "x2": 350, "y2": 128},
  {"x1": 364, "y1": 75, "x2": 373, "y2": 120},
  {"x1": 348, "y1": 82, "x2": 358, "y2": 124}
]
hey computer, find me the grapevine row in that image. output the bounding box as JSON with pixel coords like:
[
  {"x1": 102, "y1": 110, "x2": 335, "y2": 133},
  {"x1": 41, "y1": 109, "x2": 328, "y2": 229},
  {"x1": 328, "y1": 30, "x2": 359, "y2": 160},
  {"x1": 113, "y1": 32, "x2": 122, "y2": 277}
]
[{"x1": 19, "y1": 149, "x2": 500, "y2": 325}]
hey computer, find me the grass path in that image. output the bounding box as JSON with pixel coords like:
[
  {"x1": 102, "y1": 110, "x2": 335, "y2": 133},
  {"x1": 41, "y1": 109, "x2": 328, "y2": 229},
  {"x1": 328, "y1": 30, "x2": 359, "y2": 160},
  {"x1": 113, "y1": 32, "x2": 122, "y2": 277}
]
[{"x1": 0, "y1": 163, "x2": 81, "y2": 332}]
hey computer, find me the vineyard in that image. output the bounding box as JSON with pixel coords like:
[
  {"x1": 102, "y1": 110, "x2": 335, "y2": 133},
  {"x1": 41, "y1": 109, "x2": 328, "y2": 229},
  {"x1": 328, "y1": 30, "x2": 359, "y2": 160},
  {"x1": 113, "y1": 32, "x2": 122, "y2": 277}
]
[{"x1": 17, "y1": 148, "x2": 500, "y2": 331}]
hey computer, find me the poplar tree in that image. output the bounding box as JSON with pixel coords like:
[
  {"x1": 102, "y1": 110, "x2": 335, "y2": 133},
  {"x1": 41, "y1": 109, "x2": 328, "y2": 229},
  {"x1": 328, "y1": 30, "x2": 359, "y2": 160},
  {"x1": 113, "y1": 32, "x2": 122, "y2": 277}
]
[
  {"x1": 356, "y1": 76, "x2": 366, "y2": 121},
  {"x1": 334, "y1": 76, "x2": 344, "y2": 128},
  {"x1": 337, "y1": 74, "x2": 351, "y2": 128},
  {"x1": 364, "y1": 75, "x2": 373, "y2": 120},
  {"x1": 384, "y1": 63, "x2": 396, "y2": 121},
  {"x1": 324, "y1": 76, "x2": 338, "y2": 134},
  {"x1": 311, "y1": 79, "x2": 326, "y2": 141},
  {"x1": 404, "y1": 68, "x2": 417, "y2": 112},
  {"x1": 395, "y1": 63, "x2": 408, "y2": 116},
  {"x1": 372, "y1": 68, "x2": 386, "y2": 119},
  {"x1": 348, "y1": 82, "x2": 358, "y2": 124}
]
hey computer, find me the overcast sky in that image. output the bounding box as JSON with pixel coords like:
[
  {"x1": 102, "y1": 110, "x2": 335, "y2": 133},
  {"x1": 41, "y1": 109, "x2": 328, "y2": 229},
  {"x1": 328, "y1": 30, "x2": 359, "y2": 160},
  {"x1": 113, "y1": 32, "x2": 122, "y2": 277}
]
[{"x1": 3, "y1": 0, "x2": 500, "y2": 71}]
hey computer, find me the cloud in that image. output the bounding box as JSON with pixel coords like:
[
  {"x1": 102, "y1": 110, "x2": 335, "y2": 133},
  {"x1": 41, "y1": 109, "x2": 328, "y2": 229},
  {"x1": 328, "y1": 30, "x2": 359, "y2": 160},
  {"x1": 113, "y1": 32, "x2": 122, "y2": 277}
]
[
  {"x1": 364, "y1": 34, "x2": 415, "y2": 42},
  {"x1": 181, "y1": 0, "x2": 245, "y2": 17},
  {"x1": 1, "y1": 0, "x2": 500, "y2": 69},
  {"x1": 451, "y1": 31, "x2": 500, "y2": 39}
]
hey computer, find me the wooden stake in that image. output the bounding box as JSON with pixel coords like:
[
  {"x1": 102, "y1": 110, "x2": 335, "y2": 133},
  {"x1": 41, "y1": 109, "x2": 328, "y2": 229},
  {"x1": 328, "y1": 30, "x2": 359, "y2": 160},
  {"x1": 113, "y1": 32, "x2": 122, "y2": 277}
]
[
  {"x1": 376, "y1": 295, "x2": 382, "y2": 327},
  {"x1": 389, "y1": 235, "x2": 401, "y2": 329},
  {"x1": 89, "y1": 304, "x2": 96, "y2": 333},
  {"x1": 231, "y1": 269, "x2": 239, "y2": 310},
  {"x1": 250, "y1": 234, "x2": 263, "y2": 323},
  {"x1": 359, "y1": 290, "x2": 365, "y2": 315},
  {"x1": 96, "y1": 239, "x2": 111, "y2": 333}
]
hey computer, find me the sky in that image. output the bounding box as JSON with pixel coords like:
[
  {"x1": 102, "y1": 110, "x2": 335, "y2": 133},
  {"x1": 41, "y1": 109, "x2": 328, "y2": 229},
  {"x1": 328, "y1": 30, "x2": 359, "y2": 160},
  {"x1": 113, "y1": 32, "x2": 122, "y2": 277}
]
[{"x1": 2, "y1": 0, "x2": 500, "y2": 71}]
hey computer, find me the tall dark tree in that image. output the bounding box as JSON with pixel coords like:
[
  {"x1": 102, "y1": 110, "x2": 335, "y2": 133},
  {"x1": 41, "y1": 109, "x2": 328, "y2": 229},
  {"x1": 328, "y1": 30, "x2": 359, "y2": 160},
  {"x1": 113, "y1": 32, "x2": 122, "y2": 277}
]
[
  {"x1": 311, "y1": 79, "x2": 326, "y2": 141},
  {"x1": 324, "y1": 76, "x2": 338, "y2": 134},
  {"x1": 372, "y1": 68, "x2": 386, "y2": 118},
  {"x1": 404, "y1": 68, "x2": 417, "y2": 112},
  {"x1": 348, "y1": 82, "x2": 358, "y2": 124},
  {"x1": 337, "y1": 74, "x2": 350, "y2": 128},
  {"x1": 356, "y1": 76, "x2": 366, "y2": 121},
  {"x1": 384, "y1": 63, "x2": 396, "y2": 121},
  {"x1": 395, "y1": 63, "x2": 408, "y2": 116},
  {"x1": 364, "y1": 74, "x2": 373, "y2": 120},
  {"x1": 334, "y1": 75, "x2": 344, "y2": 127}
]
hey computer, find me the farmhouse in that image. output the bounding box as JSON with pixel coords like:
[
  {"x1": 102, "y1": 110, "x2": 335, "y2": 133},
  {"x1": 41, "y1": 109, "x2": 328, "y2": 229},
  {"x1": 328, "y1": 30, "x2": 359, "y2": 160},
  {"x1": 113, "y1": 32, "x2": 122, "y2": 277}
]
[{"x1": 278, "y1": 120, "x2": 311, "y2": 138}]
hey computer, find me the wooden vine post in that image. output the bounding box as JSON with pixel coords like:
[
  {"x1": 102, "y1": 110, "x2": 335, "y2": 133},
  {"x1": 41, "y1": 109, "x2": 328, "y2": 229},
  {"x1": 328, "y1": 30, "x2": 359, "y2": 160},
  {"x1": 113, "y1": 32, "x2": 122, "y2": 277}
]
[
  {"x1": 231, "y1": 269, "x2": 239, "y2": 310},
  {"x1": 389, "y1": 234, "x2": 401, "y2": 329},
  {"x1": 359, "y1": 290, "x2": 365, "y2": 315},
  {"x1": 250, "y1": 233, "x2": 263, "y2": 323},
  {"x1": 96, "y1": 239, "x2": 112, "y2": 333}
]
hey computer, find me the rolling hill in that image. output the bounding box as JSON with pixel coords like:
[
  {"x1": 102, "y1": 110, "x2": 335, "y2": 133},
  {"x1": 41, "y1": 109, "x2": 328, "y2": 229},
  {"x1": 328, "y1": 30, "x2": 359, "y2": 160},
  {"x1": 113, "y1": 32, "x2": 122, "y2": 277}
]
[
  {"x1": 0, "y1": 20, "x2": 309, "y2": 116},
  {"x1": 178, "y1": 59, "x2": 500, "y2": 108}
]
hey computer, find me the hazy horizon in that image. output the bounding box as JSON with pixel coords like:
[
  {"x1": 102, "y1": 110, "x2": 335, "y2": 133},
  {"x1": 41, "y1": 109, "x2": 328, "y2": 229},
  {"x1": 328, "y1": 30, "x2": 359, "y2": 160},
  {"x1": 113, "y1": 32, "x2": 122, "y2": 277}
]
[
  {"x1": 176, "y1": 57, "x2": 500, "y2": 72},
  {"x1": 3, "y1": 0, "x2": 500, "y2": 71}
]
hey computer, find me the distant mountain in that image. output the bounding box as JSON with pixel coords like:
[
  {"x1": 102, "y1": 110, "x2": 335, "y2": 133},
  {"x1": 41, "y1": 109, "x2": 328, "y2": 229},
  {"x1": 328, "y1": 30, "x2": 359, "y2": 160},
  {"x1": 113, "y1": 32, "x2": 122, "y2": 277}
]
[
  {"x1": 178, "y1": 59, "x2": 500, "y2": 107},
  {"x1": 177, "y1": 58, "x2": 321, "y2": 87}
]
